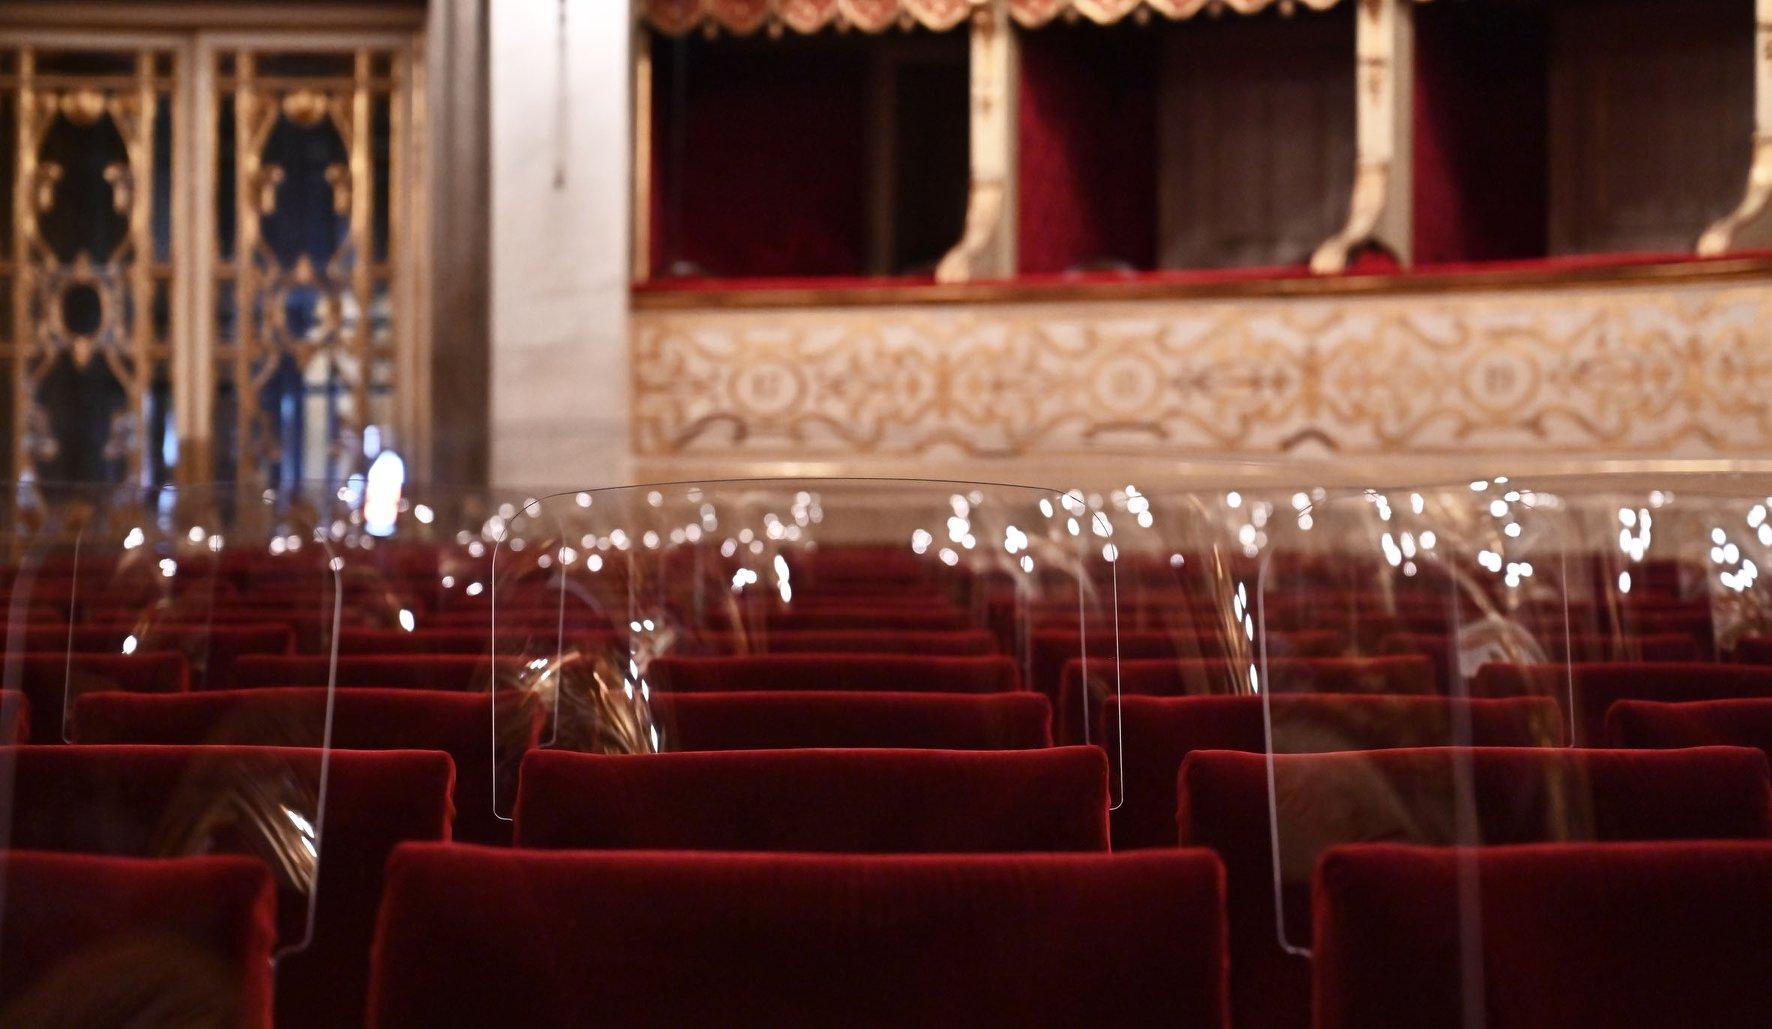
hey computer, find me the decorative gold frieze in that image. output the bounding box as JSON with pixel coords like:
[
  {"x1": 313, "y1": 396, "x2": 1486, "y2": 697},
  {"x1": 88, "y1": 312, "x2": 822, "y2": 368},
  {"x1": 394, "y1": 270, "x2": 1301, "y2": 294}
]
[{"x1": 633, "y1": 277, "x2": 1772, "y2": 473}]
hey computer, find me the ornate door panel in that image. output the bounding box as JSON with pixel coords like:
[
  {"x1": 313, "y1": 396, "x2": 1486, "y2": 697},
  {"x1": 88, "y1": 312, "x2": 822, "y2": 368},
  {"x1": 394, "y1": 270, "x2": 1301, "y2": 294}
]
[{"x1": 0, "y1": 25, "x2": 425, "y2": 498}]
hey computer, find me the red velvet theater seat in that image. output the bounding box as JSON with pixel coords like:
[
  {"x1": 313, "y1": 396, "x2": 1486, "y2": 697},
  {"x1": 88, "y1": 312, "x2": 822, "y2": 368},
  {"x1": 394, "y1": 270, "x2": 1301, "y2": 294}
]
[
  {"x1": 10, "y1": 624, "x2": 291, "y2": 690},
  {"x1": 0, "y1": 745, "x2": 453, "y2": 1029},
  {"x1": 2, "y1": 652, "x2": 189, "y2": 743},
  {"x1": 368, "y1": 845, "x2": 1228, "y2": 1028},
  {"x1": 1178, "y1": 746, "x2": 1772, "y2": 1029},
  {"x1": 1607, "y1": 698, "x2": 1772, "y2": 762},
  {"x1": 71, "y1": 687, "x2": 533, "y2": 845},
  {"x1": 647, "y1": 690, "x2": 1052, "y2": 751},
  {"x1": 1, "y1": 690, "x2": 26, "y2": 743},
  {"x1": 0, "y1": 852, "x2": 276, "y2": 1027},
  {"x1": 644, "y1": 654, "x2": 1020, "y2": 694},
  {"x1": 683, "y1": 629, "x2": 999, "y2": 656},
  {"x1": 1313, "y1": 841, "x2": 1772, "y2": 1028},
  {"x1": 1108, "y1": 694, "x2": 1561, "y2": 850},
  {"x1": 1056, "y1": 654, "x2": 1437, "y2": 745},
  {"x1": 1387, "y1": 633, "x2": 1702, "y2": 692},
  {"x1": 1030, "y1": 629, "x2": 1344, "y2": 711},
  {"x1": 1562, "y1": 663, "x2": 1772, "y2": 745},
  {"x1": 514, "y1": 746, "x2": 1108, "y2": 852},
  {"x1": 229, "y1": 654, "x2": 506, "y2": 692},
  {"x1": 761, "y1": 607, "x2": 974, "y2": 632}
]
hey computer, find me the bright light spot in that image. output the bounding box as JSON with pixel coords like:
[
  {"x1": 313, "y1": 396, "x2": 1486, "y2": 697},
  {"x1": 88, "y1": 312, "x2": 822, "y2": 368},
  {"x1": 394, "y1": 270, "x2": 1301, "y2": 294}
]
[
  {"x1": 1618, "y1": 571, "x2": 1632, "y2": 594},
  {"x1": 188, "y1": 526, "x2": 206, "y2": 543},
  {"x1": 467, "y1": 541, "x2": 485, "y2": 559},
  {"x1": 415, "y1": 504, "x2": 434, "y2": 524},
  {"x1": 575, "y1": 492, "x2": 592, "y2": 508},
  {"x1": 1713, "y1": 527, "x2": 1728, "y2": 545},
  {"x1": 642, "y1": 531, "x2": 660, "y2": 549},
  {"x1": 398, "y1": 609, "x2": 416, "y2": 632},
  {"x1": 1419, "y1": 531, "x2": 1435, "y2": 549},
  {"x1": 536, "y1": 554, "x2": 553, "y2": 569},
  {"x1": 646, "y1": 491, "x2": 663, "y2": 508},
  {"x1": 1471, "y1": 480, "x2": 1489, "y2": 491},
  {"x1": 1066, "y1": 518, "x2": 1080, "y2": 537},
  {"x1": 1504, "y1": 522, "x2": 1522, "y2": 538},
  {"x1": 1226, "y1": 491, "x2": 1243, "y2": 509},
  {"x1": 363, "y1": 449, "x2": 406, "y2": 537},
  {"x1": 124, "y1": 527, "x2": 145, "y2": 549},
  {"x1": 1101, "y1": 543, "x2": 1118, "y2": 562},
  {"x1": 329, "y1": 557, "x2": 345, "y2": 572},
  {"x1": 938, "y1": 548, "x2": 959, "y2": 567},
  {"x1": 1292, "y1": 492, "x2": 1310, "y2": 510},
  {"x1": 1410, "y1": 493, "x2": 1425, "y2": 515},
  {"x1": 774, "y1": 554, "x2": 792, "y2": 603},
  {"x1": 158, "y1": 558, "x2": 177, "y2": 578},
  {"x1": 1619, "y1": 507, "x2": 1637, "y2": 527},
  {"x1": 1003, "y1": 525, "x2": 1028, "y2": 554},
  {"x1": 720, "y1": 539, "x2": 738, "y2": 558},
  {"x1": 1169, "y1": 553, "x2": 1185, "y2": 568},
  {"x1": 1489, "y1": 500, "x2": 1508, "y2": 517},
  {"x1": 442, "y1": 575, "x2": 456, "y2": 589},
  {"x1": 1019, "y1": 555, "x2": 1034, "y2": 573},
  {"x1": 207, "y1": 534, "x2": 224, "y2": 552},
  {"x1": 731, "y1": 568, "x2": 758, "y2": 591},
  {"x1": 1039, "y1": 498, "x2": 1054, "y2": 518},
  {"x1": 465, "y1": 581, "x2": 484, "y2": 597},
  {"x1": 587, "y1": 554, "x2": 603, "y2": 572},
  {"x1": 122, "y1": 635, "x2": 138, "y2": 655}
]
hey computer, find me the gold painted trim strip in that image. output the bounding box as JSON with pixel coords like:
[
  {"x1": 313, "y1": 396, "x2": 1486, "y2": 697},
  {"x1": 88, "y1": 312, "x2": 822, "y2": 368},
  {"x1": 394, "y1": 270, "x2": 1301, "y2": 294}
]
[{"x1": 631, "y1": 256, "x2": 1772, "y2": 311}]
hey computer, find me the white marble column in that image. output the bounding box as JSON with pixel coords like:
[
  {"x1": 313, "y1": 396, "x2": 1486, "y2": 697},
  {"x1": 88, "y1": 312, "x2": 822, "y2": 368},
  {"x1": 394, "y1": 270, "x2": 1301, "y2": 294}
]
[{"x1": 488, "y1": 0, "x2": 632, "y2": 490}]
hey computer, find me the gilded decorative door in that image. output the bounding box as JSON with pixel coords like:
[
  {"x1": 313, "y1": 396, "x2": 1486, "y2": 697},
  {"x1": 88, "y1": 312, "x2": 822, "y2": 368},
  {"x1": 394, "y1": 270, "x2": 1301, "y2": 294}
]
[{"x1": 1, "y1": 25, "x2": 425, "y2": 500}]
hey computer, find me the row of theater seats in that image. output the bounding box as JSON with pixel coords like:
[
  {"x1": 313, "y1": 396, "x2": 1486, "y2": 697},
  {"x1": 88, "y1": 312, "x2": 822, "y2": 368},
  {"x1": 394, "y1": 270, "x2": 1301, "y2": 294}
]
[
  {"x1": 5, "y1": 548, "x2": 1771, "y2": 1025},
  {"x1": 4, "y1": 742, "x2": 1768, "y2": 1025}
]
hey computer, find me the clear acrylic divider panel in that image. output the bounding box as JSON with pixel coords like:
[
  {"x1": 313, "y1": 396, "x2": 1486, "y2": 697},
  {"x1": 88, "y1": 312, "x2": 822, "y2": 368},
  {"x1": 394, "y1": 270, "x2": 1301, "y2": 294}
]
[
  {"x1": 0, "y1": 481, "x2": 343, "y2": 1020},
  {"x1": 485, "y1": 480, "x2": 1126, "y2": 821},
  {"x1": 1252, "y1": 482, "x2": 1575, "y2": 986}
]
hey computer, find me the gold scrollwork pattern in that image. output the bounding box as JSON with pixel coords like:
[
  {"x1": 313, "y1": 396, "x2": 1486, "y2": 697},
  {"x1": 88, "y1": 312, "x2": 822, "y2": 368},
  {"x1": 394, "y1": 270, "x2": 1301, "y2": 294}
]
[
  {"x1": 229, "y1": 53, "x2": 379, "y2": 489},
  {"x1": 633, "y1": 280, "x2": 1772, "y2": 467},
  {"x1": 9, "y1": 49, "x2": 162, "y2": 488}
]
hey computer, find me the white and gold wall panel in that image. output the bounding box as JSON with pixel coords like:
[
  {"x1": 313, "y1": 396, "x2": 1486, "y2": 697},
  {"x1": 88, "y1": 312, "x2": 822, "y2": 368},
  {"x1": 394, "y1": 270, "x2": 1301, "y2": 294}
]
[{"x1": 632, "y1": 269, "x2": 1772, "y2": 484}]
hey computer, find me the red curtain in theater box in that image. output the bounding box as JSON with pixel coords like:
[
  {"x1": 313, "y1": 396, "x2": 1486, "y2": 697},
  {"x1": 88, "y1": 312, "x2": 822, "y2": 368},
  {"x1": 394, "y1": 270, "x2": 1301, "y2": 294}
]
[
  {"x1": 648, "y1": 28, "x2": 969, "y2": 281},
  {"x1": 1015, "y1": 6, "x2": 1355, "y2": 277},
  {"x1": 1412, "y1": 0, "x2": 1752, "y2": 267}
]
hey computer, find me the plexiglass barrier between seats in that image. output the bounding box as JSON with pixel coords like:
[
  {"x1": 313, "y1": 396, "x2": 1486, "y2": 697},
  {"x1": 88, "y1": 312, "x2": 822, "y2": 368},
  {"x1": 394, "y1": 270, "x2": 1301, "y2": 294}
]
[{"x1": 4, "y1": 475, "x2": 1771, "y2": 1024}]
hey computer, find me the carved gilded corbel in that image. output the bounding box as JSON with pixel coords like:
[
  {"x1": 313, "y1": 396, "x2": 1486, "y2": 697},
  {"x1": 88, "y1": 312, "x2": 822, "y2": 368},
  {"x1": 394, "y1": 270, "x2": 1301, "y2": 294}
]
[
  {"x1": 937, "y1": 2, "x2": 1018, "y2": 283},
  {"x1": 1698, "y1": 3, "x2": 1772, "y2": 255},
  {"x1": 1311, "y1": 0, "x2": 1412, "y2": 274}
]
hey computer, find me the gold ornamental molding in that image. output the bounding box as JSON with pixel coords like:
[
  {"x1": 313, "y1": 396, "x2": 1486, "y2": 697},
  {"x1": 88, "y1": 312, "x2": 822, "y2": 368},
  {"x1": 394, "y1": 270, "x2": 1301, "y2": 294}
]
[
  {"x1": 632, "y1": 278, "x2": 1772, "y2": 473},
  {"x1": 642, "y1": 0, "x2": 985, "y2": 37},
  {"x1": 1007, "y1": 0, "x2": 1341, "y2": 29}
]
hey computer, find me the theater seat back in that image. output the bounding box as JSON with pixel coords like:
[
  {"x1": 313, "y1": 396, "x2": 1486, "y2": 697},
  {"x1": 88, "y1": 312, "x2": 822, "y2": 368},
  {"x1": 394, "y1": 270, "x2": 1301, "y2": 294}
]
[
  {"x1": 645, "y1": 654, "x2": 1020, "y2": 694},
  {"x1": 647, "y1": 690, "x2": 1052, "y2": 750},
  {"x1": 2, "y1": 652, "x2": 189, "y2": 743},
  {"x1": 369, "y1": 845, "x2": 1229, "y2": 1027},
  {"x1": 0, "y1": 852, "x2": 277, "y2": 1027},
  {"x1": 71, "y1": 688, "x2": 532, "y2": 844},
  {"x1": 1314, "y1": 842, "x2": 1772, "y2": 1027},
  {"x1": 1108, "y1": 694, "x2": 1563, "y2": 849},
  {"x1": 1607, "y1": 698, "x2": 1772, "y2": 762},
  {"x1": 0, "y1": 744, "x2": 453, "y2": 1029},
  {"x1": 514, "y1": 746, "x2": 1109, "y2": 852},
  {"x1": 1178, "y1": 745, "x2": 1772, "y2": 1028}
]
